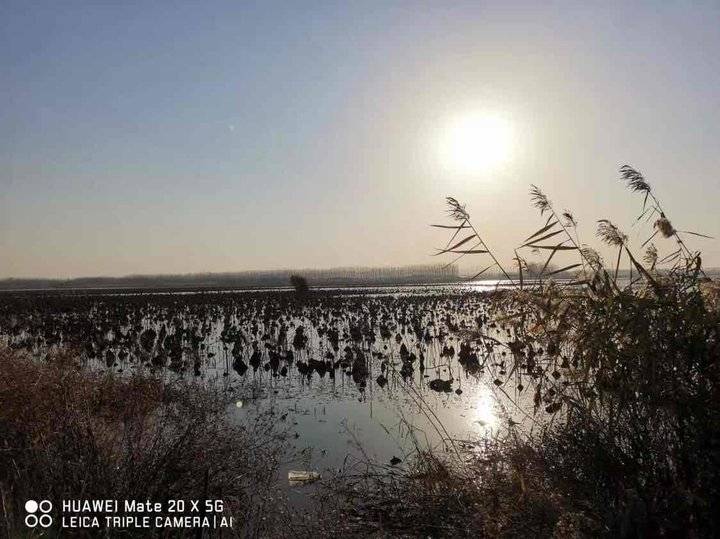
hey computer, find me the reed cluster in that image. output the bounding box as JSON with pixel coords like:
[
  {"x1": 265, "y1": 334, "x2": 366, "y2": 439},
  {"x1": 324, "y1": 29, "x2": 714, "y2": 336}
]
[{"x1": 314, "y1": 165, "x2": 719, "y2": 538}]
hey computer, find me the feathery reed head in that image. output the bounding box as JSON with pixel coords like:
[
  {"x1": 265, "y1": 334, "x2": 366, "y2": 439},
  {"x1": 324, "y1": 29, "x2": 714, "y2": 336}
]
[
  {"x1": 654, "y1": 217, "x2": 676, "y2": 238},
  {"x1": 445, "y1": 197, "x2": 470, "y2": 221},
  {"x1": 597, "y1": 220, "x2": 627, "y2": 246},
  {"x1": 580, "y1": 246, "x2": 603, "y2": 270},
  {"x1": 643, "y1": 243, "x2": 658, "y2": 269},
  {"x1": 530, "y1": 185, "x2": 551, "y2": 215},
  {"x1": 620, "y1": 165, "x2": 651, "y2": 194},
  {"x1": 562, "y1": 211, "x2": 577, "y2": 227}
]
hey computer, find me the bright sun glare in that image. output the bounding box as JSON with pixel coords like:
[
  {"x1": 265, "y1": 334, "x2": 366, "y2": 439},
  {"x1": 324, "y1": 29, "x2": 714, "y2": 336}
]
[
  {"x1": 474, "y1": 387, "x2": 498, "y2": 428},
  {"x1": 439, "y1": 112, "x2": 513, "y2": 174}
]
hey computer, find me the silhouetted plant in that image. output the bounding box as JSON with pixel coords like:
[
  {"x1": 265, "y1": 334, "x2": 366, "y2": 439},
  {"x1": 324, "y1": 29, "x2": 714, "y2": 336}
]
[
  {"x1": 0, "y1": 348, "x2": 287, "y2": 537},
  {"x1": 289, "y1": 273, "x2": 309, "y2": 294},
  {"x1": 315, "y1": 166, "x2": 719, "y2": 537},
  {"x1": 411, "y1": 164, "x2": 720, "y2": 536}
]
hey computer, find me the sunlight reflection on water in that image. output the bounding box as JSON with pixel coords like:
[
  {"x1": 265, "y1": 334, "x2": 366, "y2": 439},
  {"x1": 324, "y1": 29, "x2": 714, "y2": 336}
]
[
  {"x1": 2, "y1": 282, "x2": 537, "y2": 500},
  {"x1": 473, "y1": 386, "x2": 498, "y2": 428}
]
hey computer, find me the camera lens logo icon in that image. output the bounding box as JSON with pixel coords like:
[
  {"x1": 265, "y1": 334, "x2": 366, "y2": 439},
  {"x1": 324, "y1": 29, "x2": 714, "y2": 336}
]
[{"x1": 25, "y1": 500, "x2": 53, "y2": 528}]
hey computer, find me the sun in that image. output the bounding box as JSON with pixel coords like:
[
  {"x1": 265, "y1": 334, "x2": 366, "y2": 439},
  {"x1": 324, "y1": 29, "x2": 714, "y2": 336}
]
[{"x1": 439, "y1": 112, "x2": 514, "y2": 174}]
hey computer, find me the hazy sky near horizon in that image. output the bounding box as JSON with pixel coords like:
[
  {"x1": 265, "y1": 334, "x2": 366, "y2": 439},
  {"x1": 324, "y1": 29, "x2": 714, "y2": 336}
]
[{"x1": 1, "y1": 1, "x2": 719, "y2": 278}]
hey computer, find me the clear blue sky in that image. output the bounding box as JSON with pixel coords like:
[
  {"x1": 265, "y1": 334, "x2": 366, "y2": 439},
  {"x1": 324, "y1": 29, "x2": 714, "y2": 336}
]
[{"x1": 2, "y1": 1, "x2": 719, "y2": 278}]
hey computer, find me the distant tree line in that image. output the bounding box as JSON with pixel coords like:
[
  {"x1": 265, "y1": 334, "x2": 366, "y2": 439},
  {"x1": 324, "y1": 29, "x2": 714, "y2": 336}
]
[{"x1": 0, "y1": 264, "x2": 460, "y2": 291}]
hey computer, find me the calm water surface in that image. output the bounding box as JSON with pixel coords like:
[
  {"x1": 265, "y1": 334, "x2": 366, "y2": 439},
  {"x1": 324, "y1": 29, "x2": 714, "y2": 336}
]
[{"x1": 0, "y1": 281, "x2": 538, "y2": 499}]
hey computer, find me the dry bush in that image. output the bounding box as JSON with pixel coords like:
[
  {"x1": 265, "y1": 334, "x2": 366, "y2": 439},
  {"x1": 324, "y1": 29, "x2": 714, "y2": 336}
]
[
  {"x1": 312, "y1": 165, "x2": 720, "y2": 538},
  {"x1": 293, "y1": 439, "x2": 581, "y2": 538},
  {"x1": 0, "y1": 348, "x2": 287, "y2": 537}
]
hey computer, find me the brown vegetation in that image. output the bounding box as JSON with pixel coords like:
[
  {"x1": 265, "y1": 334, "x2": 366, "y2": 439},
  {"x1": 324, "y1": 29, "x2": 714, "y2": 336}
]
[
  {"x1": 306, "y1": 165, "x2": 720, "y2": 538},
  {"x1": 0, "y1": 348, "x2": 287, "y2": 537}
]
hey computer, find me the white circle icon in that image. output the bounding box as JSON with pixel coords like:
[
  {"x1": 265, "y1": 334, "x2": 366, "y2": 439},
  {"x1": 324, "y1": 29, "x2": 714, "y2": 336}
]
[{"x1": 25, "y1": 499, "x2": 52, "y2": 527}]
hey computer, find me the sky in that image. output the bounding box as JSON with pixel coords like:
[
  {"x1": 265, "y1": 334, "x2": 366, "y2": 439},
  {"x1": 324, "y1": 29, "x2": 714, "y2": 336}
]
[{"x1": 1, "y1": 0, "x2": 719, "y2": 278}]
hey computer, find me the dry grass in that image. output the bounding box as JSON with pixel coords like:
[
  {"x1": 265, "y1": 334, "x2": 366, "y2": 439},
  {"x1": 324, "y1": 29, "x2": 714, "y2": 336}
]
[
  {"x1": 0, "y1": 347, "x2": 287, "y2": 537},
  {"x1": 304, "y1": 164, "x2": 720, "y2": 538},
  {"x1": 300, "y1": 443, "x2": 564, "y2": 538}
]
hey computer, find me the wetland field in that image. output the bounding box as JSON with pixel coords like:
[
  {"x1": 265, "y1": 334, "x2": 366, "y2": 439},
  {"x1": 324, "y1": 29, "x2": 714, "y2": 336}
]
[
  {"x1": 0, "y1": 283, "x2": 524, "y2": 471},
  {"x1": 2, "y1": 268, "x2": 719, "y2": 538},
  {"x1": 1, "y1": 283, "x2": 534, "y2": 536}
]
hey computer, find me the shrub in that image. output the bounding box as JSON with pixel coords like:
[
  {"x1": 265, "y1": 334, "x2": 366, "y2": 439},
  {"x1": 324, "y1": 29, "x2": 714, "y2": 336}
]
[
  {"x1": 290, "y1": 274, "x2": 310, "y2": 294},
  {"x1": 0, "y1": 348, "x2": 287, "y2": 537}
]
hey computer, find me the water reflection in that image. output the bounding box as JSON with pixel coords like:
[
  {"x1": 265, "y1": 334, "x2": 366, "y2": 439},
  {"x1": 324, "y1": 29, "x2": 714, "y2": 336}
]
[
  {"x1": 473, "y1": 387, "x2": 497, "y2": 428},
  {"x1": 2, "y1": 283, "x2": 525, "y2": 480}
]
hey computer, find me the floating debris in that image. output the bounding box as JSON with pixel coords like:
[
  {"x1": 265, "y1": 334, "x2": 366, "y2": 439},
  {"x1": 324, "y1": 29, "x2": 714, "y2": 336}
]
[{"x1": 288, "y1": 470, "x2": 321, "y2": 485}]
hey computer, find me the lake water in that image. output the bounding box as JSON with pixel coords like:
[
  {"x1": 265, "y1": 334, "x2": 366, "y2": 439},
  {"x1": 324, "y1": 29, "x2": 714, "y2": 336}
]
[{"x1": 0, "y1": 281, "x2": 538, "y2": 499}]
